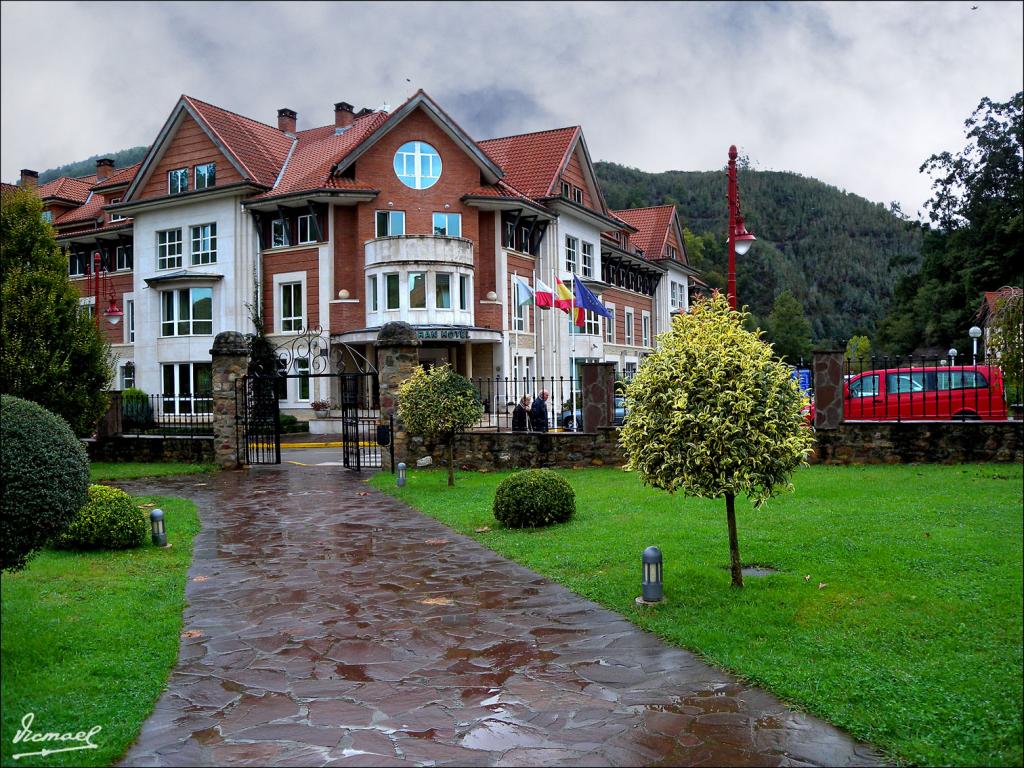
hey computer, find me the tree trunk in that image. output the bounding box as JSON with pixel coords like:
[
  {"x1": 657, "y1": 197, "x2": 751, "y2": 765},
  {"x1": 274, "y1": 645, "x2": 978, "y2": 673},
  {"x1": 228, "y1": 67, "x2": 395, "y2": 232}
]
[
  {"x1": 726, "y1": 492, "x2": 743, "y2": 588},
  {"x1": 447, "y1": 440, "x2": 455, "y2": 487}
]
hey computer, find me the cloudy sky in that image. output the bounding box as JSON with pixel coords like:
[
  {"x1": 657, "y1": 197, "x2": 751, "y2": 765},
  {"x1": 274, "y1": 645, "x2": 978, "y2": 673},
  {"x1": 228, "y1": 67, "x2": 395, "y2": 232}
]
[{"x1": 2, "y1": 1, "x2": 1021, "y2": 217}]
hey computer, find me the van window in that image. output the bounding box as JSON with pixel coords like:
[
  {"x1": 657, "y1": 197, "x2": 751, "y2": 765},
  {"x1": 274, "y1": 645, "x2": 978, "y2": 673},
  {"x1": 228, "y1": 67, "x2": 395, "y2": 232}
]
[
  {"x1": 886, "y1": 372, "x2": 927, "y2": 394},
  {"x1": 937, "y1": 370, "x2": 988, "y2": 390},
  {"x1": 850, "y1": 375, "x2": 879, "y2": 397}
]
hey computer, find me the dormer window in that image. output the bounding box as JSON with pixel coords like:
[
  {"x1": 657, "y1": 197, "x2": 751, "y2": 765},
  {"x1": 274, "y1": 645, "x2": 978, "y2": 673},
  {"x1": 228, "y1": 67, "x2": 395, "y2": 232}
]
[
  {"x1": 561, "y1": 181, "x2": 571, "y2": 198},
  {"x1": 41, "y1": 210, "x2": 53, "y2": 223},
  {"x1": 168, "y1": 168, "x2": 188, "y2": 195},
  {"x1": 666, "y1": 244, "x2": 678, "y2": 260},
  {"x1": 194, "y1": 163, "x2": 216, "y2": 190},
  {"x1": 109, "y1": 197, "x2": 124, "y2": 222},
  {"x1": 572, "y1": 186, "x2": 583, "y2": 204}
]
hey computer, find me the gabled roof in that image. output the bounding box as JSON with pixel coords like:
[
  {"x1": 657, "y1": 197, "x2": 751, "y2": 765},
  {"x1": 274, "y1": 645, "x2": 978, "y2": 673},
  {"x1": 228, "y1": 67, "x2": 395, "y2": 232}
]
[
  {"x1": 124, "y1": 94, "x2": 294, "y2": 201},
  {"x1": 613, "y1": 205, "x2": 677, "y2": 258},
  {"x1": 91, "y1": 163, "x2": 141, "y2": 191},
  {"x1": 976, "y1": 287, "x2": 1023, "y2": 323},
  {"x1": 477, "y1": 127, "x2": 579, "y2": 199},
  {"x1": 38, "y1": 175, "x2": 95, "y2": 204},
  {"x1": 249, "y1": 112, "x2": 388, "y2": 201}
]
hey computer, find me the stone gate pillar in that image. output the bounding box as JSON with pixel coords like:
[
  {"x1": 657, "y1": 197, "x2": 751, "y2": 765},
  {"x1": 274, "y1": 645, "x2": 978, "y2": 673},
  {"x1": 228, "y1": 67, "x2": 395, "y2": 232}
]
[
  {"x1": 375, "y1": 322, "x2": 420, "y2": 471},
  {"x1": 812, "y1": 349, "x2": 844, "y2": 430},
  {"x1": 581, "y1": 362, "x2": 616, "y2": 432},
  {"x1": 210, "y1": 331, "x2": 249, "y2": 469}
]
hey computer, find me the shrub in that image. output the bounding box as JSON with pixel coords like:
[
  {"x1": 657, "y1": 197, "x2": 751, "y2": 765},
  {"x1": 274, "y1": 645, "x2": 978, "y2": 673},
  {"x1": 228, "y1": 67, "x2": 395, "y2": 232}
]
[
  {"x1": 493, "y1": 469, "x2": 575, "y2": 528},
  {"x1": 1, "y1": 395, "x2": 90, "y2": 571},
  {"x1": 52, "y1": 484, "x2": 149, "y2": 551},
  {"x1": 121, "y1": 387, "x2": 155, "y2": 430}
]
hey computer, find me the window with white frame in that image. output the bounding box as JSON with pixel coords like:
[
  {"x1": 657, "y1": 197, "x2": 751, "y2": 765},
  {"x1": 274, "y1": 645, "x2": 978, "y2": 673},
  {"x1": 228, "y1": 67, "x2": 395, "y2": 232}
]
[
  {"x1": 385, "y1": 273, "x2": 400, "y2": 310},
  {"x1": 581, "y1": 241, "x2": 594, "y2": 278},
  {"x1": 42, "y1": 210, "x2": 53, "y2": 223},
  {"x1": 375, "y1": 210, "x2": 405, "y2": 237},
  {"x1": 161, "y1": 362, "x2": 212, "y2": 414},
  {"x1": 519, "y1": 226, "x2": 530, "y2": 253},
  {"x1": 393, "y1": 141, "x2": 442, "y2": 189},
  {"x1": 561, "y1": 181, "x2": 571, "y2": 198},
  {"x1": 298, "y1": 214, "x2": 317, "y2": 244},
  {"x1": 435, "y1": 273, "x2": 452, "y2": 309},
  {"x1": 294, "y1": 357, "x2": 311, "y2": 401},
  {"x1": 408, "y1": 272, "x2": 426, "y2": 309},
  {"x1": 280, "y1": 282, "x2": 303, "y2": 332},
  {"x1": 125, "y1": 299, "x2": 135, "y2": 343},
  {"x1": 572, "y1": 186, "x2": 584, "y2": 204},
  {"x1": 670, "y1": 280, "x2": 686, "y2": 310},
  {"x1": 459, "y1": 274, "x2": 470, "y2": 310},
  {"x1": 109, "y1": 198, "x2": 124, "y2": 222},
  {"x1": 120, "y1": 363, "x2": 135, "y2": 390},
  {"x1": 115, "y1": 244, "x2": 133, "y2": 271},
  {"x1": 168, "y1": 168, "x2": 188, "y2": 195},
  {"x1": 271, "y1": 218, "x2": 289, "y2": 248},
  {"x1": 432, "y1": 212, "x2": 461, "y2": 237},
  {"x1": 194, "y1": 163, "x2": 216, "y2": 190},
  {"x1": 503, "y1": 220, "x2": 516, "y2": 249},
  {"x1": 190, "y1": 223, "x2": 217, "y2": 265},
  {"x1": 69, "y1": 249, "x2": 89, "y2": 277},
  {"x1": 642, "y1": 312, "x2": 651, "y2": 347},
  {"x1": 665, "y1": 244, "x2": 678, "y2": 260},
  {"x1": 605, "y1": 305, "x2": 615, "y2": 343},
  {"x1": 157, "y1": 229, "x2": 183, "y2": 270},
  {"x1": 160, "y1": 287, "x2": 213, "y2": 336},
  {"x1": 585, "y1": 310, "x2": 600, "y2": 336},
  {"x1": 79, "y1": 297, "x2": 95, "y2": 320},
  {"x1": 513, "y1": 297, "x2": 527, "y2": 332},
  {"x1": 565, "y1": 235, "x2": 578, "y2": 273},
  {"x1": 368, "y1": 275, "x2": 378, "y2": 312},
  {"x1": 624, "y1": 307, "x2": 634, "y2": 345}
]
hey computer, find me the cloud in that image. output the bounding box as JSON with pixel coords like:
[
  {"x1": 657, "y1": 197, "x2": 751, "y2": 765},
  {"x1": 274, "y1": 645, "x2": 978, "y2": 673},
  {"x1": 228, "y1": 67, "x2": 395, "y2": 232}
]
[{"x1": 2, "y1": 0, "x2": 1021, "y2": 216}]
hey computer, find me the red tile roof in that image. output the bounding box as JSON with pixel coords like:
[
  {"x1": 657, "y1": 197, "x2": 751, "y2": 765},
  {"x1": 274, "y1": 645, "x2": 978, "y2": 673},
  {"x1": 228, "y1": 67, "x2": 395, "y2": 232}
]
[
  {"x1": 183, "y1": 95, "x2": 294, "y2": 186},
  {"x1": 55, "y1": 219, "x2": 133, "y2": 240},
  {"x1": 249, "y1": 111, "x2": 389, "y2": 200},
  {"x1": 613, "y1": 205, "x2": 676, "y2": 258},
  {"x1": 54, "y1": 192, "x2": 104, "y2": 226},
  {"x1": 92, "y1": 163, "x2": 140, "y2": 191},
  {"x1": 38, "y1": 175, "x2": 95, "y2": 204},
  {"x1": 477, "y1": 127, "x2": 579, "y2": 199}
]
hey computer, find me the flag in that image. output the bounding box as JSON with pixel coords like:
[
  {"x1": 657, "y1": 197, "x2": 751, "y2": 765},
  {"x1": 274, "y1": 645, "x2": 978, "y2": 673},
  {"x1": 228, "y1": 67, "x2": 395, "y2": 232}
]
[
  {"x1": 512, "y1": 275, "x2": 533, "y2": 306},
  {"x1": 534, "y1": 277, "x2": 554, "y2": 309},
  {"x1": 554, "y1": 278, "x2": 575, "y2": 313},
  {"x1": 572, "y1": 275, "x2": 613, "y2": 319}
]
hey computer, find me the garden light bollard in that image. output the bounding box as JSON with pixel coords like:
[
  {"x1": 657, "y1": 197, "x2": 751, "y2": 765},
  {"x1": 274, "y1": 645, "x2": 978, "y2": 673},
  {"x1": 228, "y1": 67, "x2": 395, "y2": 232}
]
[
  {"x1": 640, "y1": 545, "x2": 664, "y2": 603},
  {"x1": 150, "y1": 508, "x2": 167, "y2": 547},
  {"x1": 397, "y1": 462, "x2": 407, "y2": 487}
]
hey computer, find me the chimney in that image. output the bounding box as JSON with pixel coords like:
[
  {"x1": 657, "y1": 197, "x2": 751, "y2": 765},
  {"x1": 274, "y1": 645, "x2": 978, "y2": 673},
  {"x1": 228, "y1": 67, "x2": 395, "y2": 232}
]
[
  {"x1": 95, "y1": 158, "x2": 114, "y2": 182},
  {"x1": 20, "y1": 169, "x2": 38, "y2": 189},
  {"x1": 334, "y1": 101, "x2": 354, "y2": 129},
  {"x1": 356, "y1": 107, "x2": 374, "y2": 118},
  {"x1": 277, "y1": 108, "x2": 297, "y2": 135}
]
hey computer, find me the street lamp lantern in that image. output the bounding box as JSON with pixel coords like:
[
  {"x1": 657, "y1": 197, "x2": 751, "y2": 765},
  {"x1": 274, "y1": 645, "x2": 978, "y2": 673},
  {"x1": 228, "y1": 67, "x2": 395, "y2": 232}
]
[
  {"x1": 91, "y1": 250, "x2": 123, "y2": 329},
  {"x1": 727, "y1": 146, "x2": 756, "y2": 310},
  {"x1": 969, "y1": 326, "x2": 982, "y2": 365}
]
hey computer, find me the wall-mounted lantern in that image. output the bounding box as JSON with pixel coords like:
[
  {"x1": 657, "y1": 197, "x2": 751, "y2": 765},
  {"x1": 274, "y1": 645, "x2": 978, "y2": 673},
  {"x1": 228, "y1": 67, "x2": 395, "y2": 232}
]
[
  {"x1": 397, "y1": 462, "x2": 407, "y2": 487},
  {"x1": 150, "y1": 508, "x2": 168, "y2": 547}
]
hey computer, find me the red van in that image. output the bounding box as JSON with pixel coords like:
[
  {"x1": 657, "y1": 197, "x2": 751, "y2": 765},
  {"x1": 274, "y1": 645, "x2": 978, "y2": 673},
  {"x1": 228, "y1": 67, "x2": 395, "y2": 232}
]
[{"x1": 844, "y1": 365, "x2": 1007, "y2": 421}]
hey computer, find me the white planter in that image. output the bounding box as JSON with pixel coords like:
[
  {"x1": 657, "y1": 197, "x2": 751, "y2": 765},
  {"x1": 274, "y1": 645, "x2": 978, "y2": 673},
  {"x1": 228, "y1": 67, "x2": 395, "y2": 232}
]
[{"x1": 309, "y1": 417, "x2": 344, "y2": 435}]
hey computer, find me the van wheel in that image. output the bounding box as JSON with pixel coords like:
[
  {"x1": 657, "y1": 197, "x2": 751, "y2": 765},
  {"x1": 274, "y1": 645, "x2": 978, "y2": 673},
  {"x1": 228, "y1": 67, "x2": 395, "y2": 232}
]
[{"x1": 953, "y1": 411, "x2": 980, "y2": 421}]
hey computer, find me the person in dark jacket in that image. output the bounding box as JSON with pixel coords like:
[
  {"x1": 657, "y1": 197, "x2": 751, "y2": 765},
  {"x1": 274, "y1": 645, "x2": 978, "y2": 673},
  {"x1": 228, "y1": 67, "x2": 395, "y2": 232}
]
[
  {"x1": 511, "y1": 395, "x2": 531, "y2": 432},
  {"x1": 529, "y1": 390, "x2": 550, "y2": 432}
]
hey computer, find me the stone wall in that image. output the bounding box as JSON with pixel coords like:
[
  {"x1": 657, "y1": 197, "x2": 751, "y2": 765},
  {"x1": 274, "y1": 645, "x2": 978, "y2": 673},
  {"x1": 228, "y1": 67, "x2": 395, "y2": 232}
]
[
  {"x1": 409, "y1": 428, "x2": 627, "y2": 470},
  {"x1": 85, "y1": 435, "x2": 215, "y2": 464},
  {"x1": 813, "y1": 421, "x2": 1023, "y2": 464}
]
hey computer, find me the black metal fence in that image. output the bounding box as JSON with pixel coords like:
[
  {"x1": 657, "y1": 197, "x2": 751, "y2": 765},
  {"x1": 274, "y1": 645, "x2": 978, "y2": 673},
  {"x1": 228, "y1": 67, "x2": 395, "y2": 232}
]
[
  {"x1": 113, "y1": 391, "x2": 215, "y2": 437},
  {"x1": 842, "y1": 355, "x2": 1015, "y2": 422}
]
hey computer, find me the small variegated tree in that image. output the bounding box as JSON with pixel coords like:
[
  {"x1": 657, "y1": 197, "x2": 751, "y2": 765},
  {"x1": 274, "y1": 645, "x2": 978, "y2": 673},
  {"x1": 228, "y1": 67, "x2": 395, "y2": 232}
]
[
  {"x1": 620, "y1": 293, "x2": 815, "y2": 588},
  {"x1": 398, "y1": 364, "x2": 483, "y2": 487}
]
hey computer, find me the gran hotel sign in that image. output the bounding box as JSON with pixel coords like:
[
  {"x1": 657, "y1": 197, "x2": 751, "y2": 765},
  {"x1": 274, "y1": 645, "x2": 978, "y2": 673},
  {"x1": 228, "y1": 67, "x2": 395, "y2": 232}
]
[{"x1": 416, "y1": 328, "x2": 472, "y2": 340}]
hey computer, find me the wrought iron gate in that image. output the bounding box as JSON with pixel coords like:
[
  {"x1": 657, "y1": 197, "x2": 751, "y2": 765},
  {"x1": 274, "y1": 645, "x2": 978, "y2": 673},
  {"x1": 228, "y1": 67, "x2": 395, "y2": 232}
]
[{"x1": 235, "y1": 326, "x2": 392, "y2": 471}]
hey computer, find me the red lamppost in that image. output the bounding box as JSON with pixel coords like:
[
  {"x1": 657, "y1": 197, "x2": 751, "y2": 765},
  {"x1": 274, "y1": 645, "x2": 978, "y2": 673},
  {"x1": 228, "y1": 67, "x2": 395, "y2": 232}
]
[
  {"x1": 727, "y1": 145, "x2": 756, "y2": 310},
  {"x1": 91, "y1": 250, "x2": 123, "y2": 330}
]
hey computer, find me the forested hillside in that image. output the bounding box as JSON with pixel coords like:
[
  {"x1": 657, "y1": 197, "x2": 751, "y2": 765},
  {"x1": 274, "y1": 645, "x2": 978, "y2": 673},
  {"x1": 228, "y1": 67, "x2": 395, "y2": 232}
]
[
  {"x1": 37, "y1": 146, "x2": 148, "y2": 184},
  {"x1": 596, "y1": 161, "x2": 924, "y2": 342}
]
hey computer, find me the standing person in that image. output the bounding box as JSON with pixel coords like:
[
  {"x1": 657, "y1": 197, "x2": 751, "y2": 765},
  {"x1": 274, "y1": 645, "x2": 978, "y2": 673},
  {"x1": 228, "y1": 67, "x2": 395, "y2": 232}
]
[
  {"x1": 512, "y1": 394, "x2": 531, "y2": 432},
  {"x1": 530, "y1": 389, "x2": 550, "y2": 433}
]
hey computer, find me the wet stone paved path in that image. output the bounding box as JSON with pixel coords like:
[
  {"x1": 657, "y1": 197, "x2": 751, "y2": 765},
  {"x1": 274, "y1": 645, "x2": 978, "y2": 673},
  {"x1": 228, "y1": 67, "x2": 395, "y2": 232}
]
[{"x1": 118, "y1": 466, "x2": 888, "y2": 767}]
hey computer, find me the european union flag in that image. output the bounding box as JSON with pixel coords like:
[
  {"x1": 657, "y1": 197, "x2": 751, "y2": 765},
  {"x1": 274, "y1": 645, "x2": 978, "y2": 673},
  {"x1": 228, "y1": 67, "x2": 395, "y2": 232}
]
[{"x1": 572, "y1": 275, "x2": 613, "y2": 319}]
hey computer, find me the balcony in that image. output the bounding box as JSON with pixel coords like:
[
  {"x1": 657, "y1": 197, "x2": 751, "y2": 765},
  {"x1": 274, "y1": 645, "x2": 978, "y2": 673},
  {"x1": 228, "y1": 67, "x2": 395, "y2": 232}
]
[{"x1": 364, "y1": 235, "x2": 474, "y2": 269}]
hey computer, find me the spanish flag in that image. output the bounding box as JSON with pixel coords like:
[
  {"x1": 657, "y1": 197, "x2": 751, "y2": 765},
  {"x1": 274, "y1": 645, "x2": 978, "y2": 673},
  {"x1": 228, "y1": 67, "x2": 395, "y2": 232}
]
[{"x1": 554, "y1": 277, "x2": 575, "y2": 312}]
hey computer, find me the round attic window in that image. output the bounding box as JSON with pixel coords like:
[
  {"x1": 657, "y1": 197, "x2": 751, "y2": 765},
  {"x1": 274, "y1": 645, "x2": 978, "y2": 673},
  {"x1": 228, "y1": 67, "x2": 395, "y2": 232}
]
[{"x1": 393, "y1": 141, "x2": 441, "y2": 190}]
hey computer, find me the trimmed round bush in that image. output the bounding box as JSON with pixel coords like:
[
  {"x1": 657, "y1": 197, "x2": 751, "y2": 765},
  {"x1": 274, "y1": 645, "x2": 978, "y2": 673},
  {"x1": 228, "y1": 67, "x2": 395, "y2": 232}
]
[
  {"x1": 52, "y1": 485, "x2": 149, "y2": 551},
  {"x1": 1, "y1": 395, "x2": 90, "y2": 571},
  {"x1": 493, "y1": 469, "x2": 576, "y2": 528}
]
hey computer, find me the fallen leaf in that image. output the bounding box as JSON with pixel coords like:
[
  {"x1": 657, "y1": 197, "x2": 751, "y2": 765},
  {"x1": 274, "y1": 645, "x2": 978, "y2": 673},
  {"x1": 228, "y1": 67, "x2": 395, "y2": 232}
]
[
  {"x1": 191, "y1": 575, "x2": 209, "y2": 582},
  {"x1": 357, "y1": 491, "x2": 369, "y2": 497},
  {"x1": 181, "y1": 630, "x2": 203, "y2": 638},
  {"x1": 474, "y1": 526, "x2": 491, "y2": 533},
  {"x1": 804, "y1": 574, "x2": 811, "y2": 582},
  {"x1": 420, "y1": 597, "x2": 454, "y2": 606},
  {"x1": 818, "y1": 582, "x2": 828, "y2": 590},
  {"x1": 138, "y1": 503, "x2": 156, "y2": 508},
  {"x1": 425, "y1": 538, "x2": 448, "y2": 545}
]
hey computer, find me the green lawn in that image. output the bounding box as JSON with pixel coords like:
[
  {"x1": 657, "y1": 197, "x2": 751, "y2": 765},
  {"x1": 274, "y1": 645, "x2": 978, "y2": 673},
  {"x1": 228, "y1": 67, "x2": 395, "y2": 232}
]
[
  {"x1": 371, "y1": 464, "x2": 1024, "y2": 766},
  {"x1": 0, "y1": 496, "x2": 199, "y2": 767},
  {"x1": 89, "y1": 462, "x2": 217, "y2": 481}
]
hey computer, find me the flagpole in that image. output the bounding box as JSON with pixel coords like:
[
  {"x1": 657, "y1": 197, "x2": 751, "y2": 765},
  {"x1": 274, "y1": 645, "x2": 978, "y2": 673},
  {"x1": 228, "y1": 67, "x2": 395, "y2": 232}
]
[
  {"x1": 512, "y1": 271, "x2": 518, "y2": 403},
  {"x1": 570, "y1": 273, "x2": 577, "y2": 431}
]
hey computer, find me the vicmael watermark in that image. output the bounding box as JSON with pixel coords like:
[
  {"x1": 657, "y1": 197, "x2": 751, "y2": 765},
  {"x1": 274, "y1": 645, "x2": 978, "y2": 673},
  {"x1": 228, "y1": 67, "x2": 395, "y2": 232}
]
[{"x1": 11, "y1": 712, "x2": 102, "y2": 760}]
